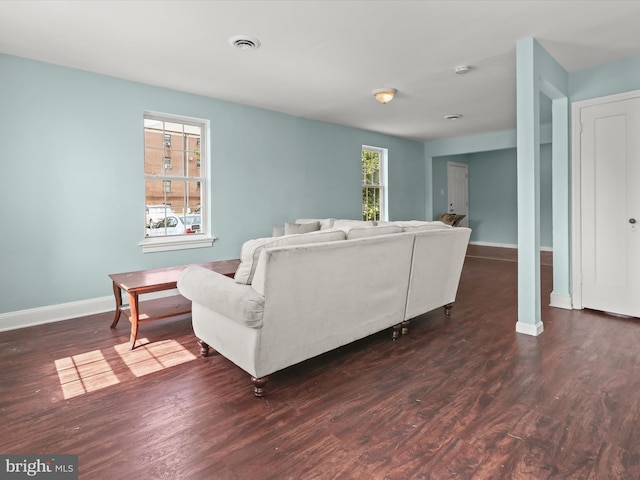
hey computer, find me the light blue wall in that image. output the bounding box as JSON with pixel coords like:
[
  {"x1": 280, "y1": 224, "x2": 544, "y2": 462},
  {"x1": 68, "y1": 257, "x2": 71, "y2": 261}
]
[
  {"x1": 467, "y1": 150, "x2": 519, "y2": 245},
  {"x1": 571, "y1": 54, "x2": 640, "y2": 103},
  {"x1": 0, "y1": 54, "x2": 424, "y2": 314},
  {"x1": 431, "y1": 146, "x2": 552, "y2": 247},
  {"x1": 4, "y1": 49, "x2": 640, "y2": 318},
  {"x1": 424, "y1": 129, "x2": 519, "y2": 222}
]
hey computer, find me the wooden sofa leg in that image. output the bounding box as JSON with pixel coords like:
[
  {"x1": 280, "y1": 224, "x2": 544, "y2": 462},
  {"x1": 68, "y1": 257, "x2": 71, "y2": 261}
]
[
  {"x1": 444, "y1": 303, "x2": 454, "y2": 317},
  {"x1": 197, "y1": 339, "x2": 210, "y2": 357},
  {"x1": 392, "y1": 323, "x2": 402, "y2": 340},
  {"x1": 401, "y1": 320, "x2": 410, "y2": 335},
  {"x1": 251, "y1": 376, "x2": 268, "y2": 398}
]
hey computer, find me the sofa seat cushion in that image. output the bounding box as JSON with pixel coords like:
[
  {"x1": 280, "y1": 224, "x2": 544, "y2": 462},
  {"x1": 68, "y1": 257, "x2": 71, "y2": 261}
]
[
  {"x1": 346, "y1": 225, "x2": 403, "y2": 240},
  {"x1": 234, "y1": 229, "x2": 346, "y2": 284}
]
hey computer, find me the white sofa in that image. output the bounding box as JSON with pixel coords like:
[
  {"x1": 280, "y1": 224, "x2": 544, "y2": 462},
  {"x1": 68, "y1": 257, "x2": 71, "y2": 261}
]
[{"x1": 177, "y1": 219, "x2": 471, "y2": 397}]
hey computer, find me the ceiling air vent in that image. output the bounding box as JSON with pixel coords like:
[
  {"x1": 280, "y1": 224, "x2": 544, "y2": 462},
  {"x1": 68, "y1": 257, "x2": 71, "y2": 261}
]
[{"x1": 228, "y1": 35, "x2": 261, "y2": 51}]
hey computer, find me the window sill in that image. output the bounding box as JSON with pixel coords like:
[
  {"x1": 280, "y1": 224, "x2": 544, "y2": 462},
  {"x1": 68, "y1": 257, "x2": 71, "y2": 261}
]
[{"x1": 141, "y1": 235, "x2": 216, "y2": 253}]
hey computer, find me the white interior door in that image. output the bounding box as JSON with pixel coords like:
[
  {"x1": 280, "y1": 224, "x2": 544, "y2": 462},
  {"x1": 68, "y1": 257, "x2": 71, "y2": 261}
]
[
  {"x1": 579, "y1": 97, "x2": 640, "y2": 317},
  {"x1": 447, "y1": 162, "x2": 469, "y2": 227}
]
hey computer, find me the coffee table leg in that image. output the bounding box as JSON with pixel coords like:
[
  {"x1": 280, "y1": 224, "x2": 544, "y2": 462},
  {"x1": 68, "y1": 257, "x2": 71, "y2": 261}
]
[
  {"x1": 110, "y1": 282, "x2": 123, "y2": 328},
  {"x1": 129, "y1": 292, "x2": 140, "y2": 350}
]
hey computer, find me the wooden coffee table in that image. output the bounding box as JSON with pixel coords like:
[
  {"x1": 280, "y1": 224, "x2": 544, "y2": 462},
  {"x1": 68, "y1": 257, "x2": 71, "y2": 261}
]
[{"x1": 109, "y1": 259, "x2": 240, "y2": 349}]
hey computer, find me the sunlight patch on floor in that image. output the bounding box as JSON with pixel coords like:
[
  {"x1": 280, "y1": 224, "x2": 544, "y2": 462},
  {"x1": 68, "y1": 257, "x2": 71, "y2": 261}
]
[
  {"x1": 114, "y1": 338, "x2": 197, "y2": 377},
  {"x1": 55, "y1": 350, "x2": 120, "y2": 399},
  {"x1": 54, "y1": 338, "x2": 196, "y2": 398}
]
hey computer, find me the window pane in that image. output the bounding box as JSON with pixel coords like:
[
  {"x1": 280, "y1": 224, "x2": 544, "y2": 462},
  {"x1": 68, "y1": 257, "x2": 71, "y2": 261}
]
[
  {"x1": 186, "y1": 180, "x2": 201, "y2": 214},
  {"x1": 145, "y1": 180, "x2": 184, "y2": 210},
  {"x1": 185, "y1": 133, "x2": 201, "y2": 176},
  {"x1": 362, "y1": 147, "x2": 385, "y2": 222},
  {"x1": 144, "y1": 147, "x2": 163, "y2": 176},
  {"x1": 144, "y1": 114, "x2": 206, "y2": 241},
  {"x1": 144, "y1": 199, "x2": 173, "y2": 228},
  {"x1": 165, "y1": 180, "x2": 185, "y2": 206},
  {"x1": 184, "y1": 124, "x2": 201, "y2": 136},
  {"x1": 370, "y1": 152, "x2": 380, "y2": 186},
  {"x1": 187, "y1": 149, "x2": 201, "y2": 177},
  {"x1": 362, "y1": 187, "x2": 368, "y2": 220},
  {"x1": 164, "y1": 150, "x2": 185, "y2": 177},
  {"x1": 144, "y1": 118, "x2": 163, "y2": 131},
  {"x1": 145, "y1": 145, "x2": 190, "y2": 176},
  {"x1": 146, "y1": 179, "x2": 169, "y2": 209},
  {"x1": 164, "y1": 122, "x2": 184, "y2": 150},
  {"x1": 362, "y1": 150, "x2": 381, "y2": 186},
  {"x1": 362, "y1": 186, "x2": 381, "y2": 221},
  {"x1": 165, "y1": 122, "x2": 183, "y2": 134},
  {"x1": 145, "y1": 128, "x2": 163, "y2": 147}
]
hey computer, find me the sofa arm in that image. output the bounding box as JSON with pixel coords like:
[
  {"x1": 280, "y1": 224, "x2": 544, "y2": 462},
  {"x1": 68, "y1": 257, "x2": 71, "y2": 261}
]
[{"x1": 177, "y1": 266, "x2": 265, "y2": 328}]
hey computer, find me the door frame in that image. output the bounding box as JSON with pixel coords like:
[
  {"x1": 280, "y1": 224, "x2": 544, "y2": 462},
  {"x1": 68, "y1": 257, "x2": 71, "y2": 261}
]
[{"x1": 571, "y1": 89, "x2": 640, "y2": 310}]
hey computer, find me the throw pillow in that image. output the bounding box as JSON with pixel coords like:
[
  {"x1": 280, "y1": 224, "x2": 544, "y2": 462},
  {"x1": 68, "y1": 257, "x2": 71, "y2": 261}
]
[
  {"x1": 272, "y1": 224, "x2": 285, "y2": 237},
  {"x1": 437, "y1": 213, "x2": 458, "y2": 226},
  {"x1": 294, "y1": 218, "x2": 336, "y2": 230},
  {"x1": 284, "y1": 221, "x2": 320, "y2": 235}
]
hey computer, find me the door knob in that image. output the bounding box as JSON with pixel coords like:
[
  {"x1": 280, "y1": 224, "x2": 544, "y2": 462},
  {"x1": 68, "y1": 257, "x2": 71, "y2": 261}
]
[{"x1": 630, "y1": 218, "x2": 637, "y2": 224}]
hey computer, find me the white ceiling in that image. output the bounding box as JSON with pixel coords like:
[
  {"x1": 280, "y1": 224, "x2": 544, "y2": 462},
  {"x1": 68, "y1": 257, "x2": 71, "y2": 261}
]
[{"x1": 2, "y1": 0, "x2": 640, "y2": 142}]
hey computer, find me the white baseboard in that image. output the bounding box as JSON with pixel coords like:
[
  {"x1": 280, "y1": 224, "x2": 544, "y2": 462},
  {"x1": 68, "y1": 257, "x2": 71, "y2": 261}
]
[
  {"x1": 469, "y1": 241, "x2": 553, "y2": 252},
  {"x1": 549, "y1": 293, "x2": 573, "y2": 310},
  {"x1": 469, "y1": 241, "x2": 517, "y2": 249},
  {"x1": 0, "y1": 289, "x2": 179, "y2": 333},
  {"x1": 515, "y1": 320, "x2": 545, "y2": 336}
]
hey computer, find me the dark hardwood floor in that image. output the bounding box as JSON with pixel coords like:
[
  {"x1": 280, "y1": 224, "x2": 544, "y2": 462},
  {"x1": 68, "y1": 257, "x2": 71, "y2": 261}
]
[{"x1": 1, "y1": 247, "x2": 639, "y2": 479}]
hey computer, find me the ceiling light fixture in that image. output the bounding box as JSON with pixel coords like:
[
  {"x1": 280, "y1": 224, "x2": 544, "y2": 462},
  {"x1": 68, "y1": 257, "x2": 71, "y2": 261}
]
[
  {"x1": 228, "y1": 35, "x2": 261, "y2": 50},
  {"x1": 454, "y1": 65, "x2": 471, "y2": 75},
  {"x1": 372, "y1": 88, "x2": 397, "y2": 104},
  {"x1": 444, "y1": 114, "x2": 463, "y2": 120}
]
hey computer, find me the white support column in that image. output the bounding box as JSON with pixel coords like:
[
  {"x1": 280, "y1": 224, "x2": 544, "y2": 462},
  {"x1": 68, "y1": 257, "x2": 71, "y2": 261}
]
[
  {"x1": 425, "y1": 154, "x2": 433, "y2": 220},
  {"x1": 549, "y1": 97, "x2": 572, "y2": 309},
  {"x1": 515, "y1": 38, "x2": 544, "y2": 336}
]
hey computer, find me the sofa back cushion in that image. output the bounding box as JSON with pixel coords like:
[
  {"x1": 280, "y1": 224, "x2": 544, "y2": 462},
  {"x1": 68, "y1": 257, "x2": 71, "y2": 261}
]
[
  {"x1": 294, "y1": 218, "x2": 336, "y2": 230},
  {"x1": 284, "y1": 221, "x2": 320, "y2": 235},
  {"x1": 235, "y1": 230, "x2": 346, "y2": 284},
  {"x1": 401, "y1": 221, "x2": 451, "y2": 232},
  {"x1": 346, "y1": 225, "x2": 403, "y2": 240},
  {"x1": 332, "y1": 219, "x2": 376, "y2": 232}
]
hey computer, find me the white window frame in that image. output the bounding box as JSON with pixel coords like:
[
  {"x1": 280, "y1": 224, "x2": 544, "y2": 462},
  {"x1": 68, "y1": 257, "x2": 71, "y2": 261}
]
[
  {"x1": 362, "y1": 145, "x2": 388, "y2": 222},
  {"x1": 141, "y1": 112, "x2": 214, "y2": 253}
]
